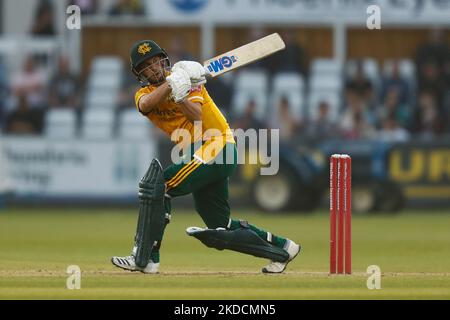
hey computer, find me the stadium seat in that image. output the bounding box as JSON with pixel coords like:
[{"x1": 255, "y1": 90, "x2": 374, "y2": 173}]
[
  {"x1": 118, "y1": 108, "x2": 152, "y2": 139},
  {"x1": 272, "y1": 72, "x2": 305, "y2": 92},
  {"x1": 85, "y1": 56, "x2": 123, "y2": 110},
  {"x1": 232, "y1": 71, "x2": 269, "y2": 119},
  {"x1": 383, "y1": 59, "x2": 416, "y2": 80},
  {"x1": 346, "y1": 59, "x2": 380, "y2": 82},
  {"x1": 235, "y1": 70, "x2": 269, "y2": 92},
  {"x1": 310, "y1": 74, "x2": 342, "y2": 92},
  {"x1": 399, "y1": 59, "x2": 416, "y2": 80},
  {"x1": 88, "y1": 73, "x2": 122, "y2": 92},
  {"x1": 311, "y1": 59, "x2": 343, "y2": 77},
  {"x1": 81, "y1": 109, "x2": 115, "y2": 139},
  {"x1": 91, "y1": 56, "x2": 123, "y2": 74},
  {"x1": 363, "y1": 59, "x2": 379, "y2": 81},
  {"x1": 271, "y1": 72, "x2": 305, "y2": 120},
  {"x1": 45, "y1": 109, "x2": 77, "y2": 139},
  {"x1": 85, "y1": 89, "x2": 118, "y2": 109}
]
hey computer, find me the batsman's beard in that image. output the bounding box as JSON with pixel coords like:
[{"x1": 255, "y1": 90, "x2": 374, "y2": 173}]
[{"x1": 137, "y1": 58, "x2": 170, "y2": 86}]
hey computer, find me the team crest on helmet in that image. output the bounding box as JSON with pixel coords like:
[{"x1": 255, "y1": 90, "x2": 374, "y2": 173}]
[{"x1": 138, "y1": 43, "x2": 151, "y2": 55}]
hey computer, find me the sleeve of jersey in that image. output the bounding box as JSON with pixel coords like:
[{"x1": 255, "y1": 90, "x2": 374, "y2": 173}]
[
  {"x1": 134, "y1": 87, "x2": 153, "y2": 112},
  {"x1": 187, "y1": 85, "x2": 205, "y2": 105}
]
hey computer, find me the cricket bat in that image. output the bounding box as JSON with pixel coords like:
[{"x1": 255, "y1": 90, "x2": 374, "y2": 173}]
[{"x1": 204, "y1": 33, "x2": 285, "y2": 78}]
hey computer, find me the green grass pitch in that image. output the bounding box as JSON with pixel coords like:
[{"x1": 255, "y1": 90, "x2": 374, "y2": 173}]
[{"x1": 0, "y1": 208, "x2": 449, "y2": 299}]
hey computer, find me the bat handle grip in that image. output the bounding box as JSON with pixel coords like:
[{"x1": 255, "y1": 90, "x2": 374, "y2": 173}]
[{"x1": 203, "y1": 65, "x2": 212, "y2": 78}]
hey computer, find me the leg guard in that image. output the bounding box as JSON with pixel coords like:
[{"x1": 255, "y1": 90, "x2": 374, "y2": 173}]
[
  {"x1": 148, "y1": 194, "x2": 172, "y2": 263},
  {"x1": 186, "y1": 224, "x2": 289, "y2": 263},
  {"x1": 133, "y1": 159, "x2": 167, "y2": 268},
  {"x1": 151, "y1": 193, "x2": 172, "y2": 252}
]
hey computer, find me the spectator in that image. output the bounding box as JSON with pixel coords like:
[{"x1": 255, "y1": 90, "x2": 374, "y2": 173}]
[
  {"x1": 444, "y1": 56, "x2": 450, "y2": 91},
  {"x1": 4, "y1": 94, "x2": 44, "y2": 135},
  {"x1": 412, "y1": 90, "x2": 445, "y2": 140},
  {"x1": 270, "y1": 96, "x2": 301, "y2": 141},
  {"x1": 0, "y1": 58, "x2": 8, "y2": 129},
  {"x1": 380, "y1": 60, "x2": 410, "y2": 105},
  {"x1": 443, "y1": 57, "x2": 450, "y2": 132},
  {"x1": 167, "y1": 36, "x2": 195, "y2": 63},
  {"x1": 233, "y1": 100, "x2": 266, "y2": 131},
  {"x1": 31, "y1": 0, "x2": 55, "y2": 36},
  {"x1": 442, "y1": 55, "x2": 450, "y2": 132},
  {"x1": 417, "y1": 60, "x2": 445, "y2": 103},
  {"x1": 49, "y1": 55, "x2": 81, "y2": 108},
  {"x1": 416, "y1": 29, "x2": 449, "y2": 103},
  {"x1": 69, "y1": 0, "x2": 99, "y2": 15},
  {"x1": 11, "y1": 56, "x2": 47, "y2": 110},
  {"x1": 378, "y1": 114, "x2": 410, "y2": 142},
  {"x1": 376, "y1": 87, "x2": 412, "y2": 129},
  {"x1": 416, "y1": 28, "x2": 449, "y2": 71},
  {"x1": 305, "y1": 101, "x2": 339, "y2": 141},
  {"x1": 345, "y1": 112, "x2": 377, "y2": 140},
  {"x1": 340, "y1": 91, "x2": 376, "y2": 139},
  {"x1": 109, "y1": 0, "x2": 144, "y2": 16},
  {"x1": 268, "y1": 30, "x2": 307, "y2": 76},
  {"x1": 345, "y1": 61, "x2": 374, "y2": 106}
]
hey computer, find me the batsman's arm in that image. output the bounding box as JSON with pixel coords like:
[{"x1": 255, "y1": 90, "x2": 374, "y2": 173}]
[
  {"x1": 138, "y1": 82, "x2": 171, "y2": 114},
  {"x1": 179, "y1": 99, "x2": 202, "y2": 122}
]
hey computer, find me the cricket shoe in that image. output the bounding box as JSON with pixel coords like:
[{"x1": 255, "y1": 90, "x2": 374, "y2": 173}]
[
  {"x1": 261, "y1": 239, "x2": 301, "y2": 274},
  {"x1": 111, "y1": 255, "x2": 159, "y2": 274}
]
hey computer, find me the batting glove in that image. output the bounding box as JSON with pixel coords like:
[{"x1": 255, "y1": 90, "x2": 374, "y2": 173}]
[
  {"x1": 166, "y1": 68, "x2": 191, "y2": 103},
  {"x1": 172, "y1": 61, "x2": 207, "y2": 86}
]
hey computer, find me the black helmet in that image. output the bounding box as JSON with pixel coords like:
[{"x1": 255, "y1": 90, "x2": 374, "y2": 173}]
[{"x1": 130, "y1": 40, "x2": 170, "y2": 85}]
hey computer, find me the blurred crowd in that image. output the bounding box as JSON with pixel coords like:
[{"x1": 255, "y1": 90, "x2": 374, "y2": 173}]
[
  {"x1": 0, "y1": 0, "x2": 449, "y2": 145},
  {"x1": 0, "y1": 0, "x2": 145, "y2": 133},
  {"x1": 227, "y1": 29, "x2": 450, "y2": 144}
]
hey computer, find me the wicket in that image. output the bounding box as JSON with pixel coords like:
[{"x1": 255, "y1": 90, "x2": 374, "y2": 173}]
[{"x1": 330, "y1": 154, "x2": 351, "y2": 274}]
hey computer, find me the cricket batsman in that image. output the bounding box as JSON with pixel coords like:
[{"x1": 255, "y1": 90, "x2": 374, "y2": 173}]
[{"x1": 111, "y1": 40, "x2": 300, "y2": 274}]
